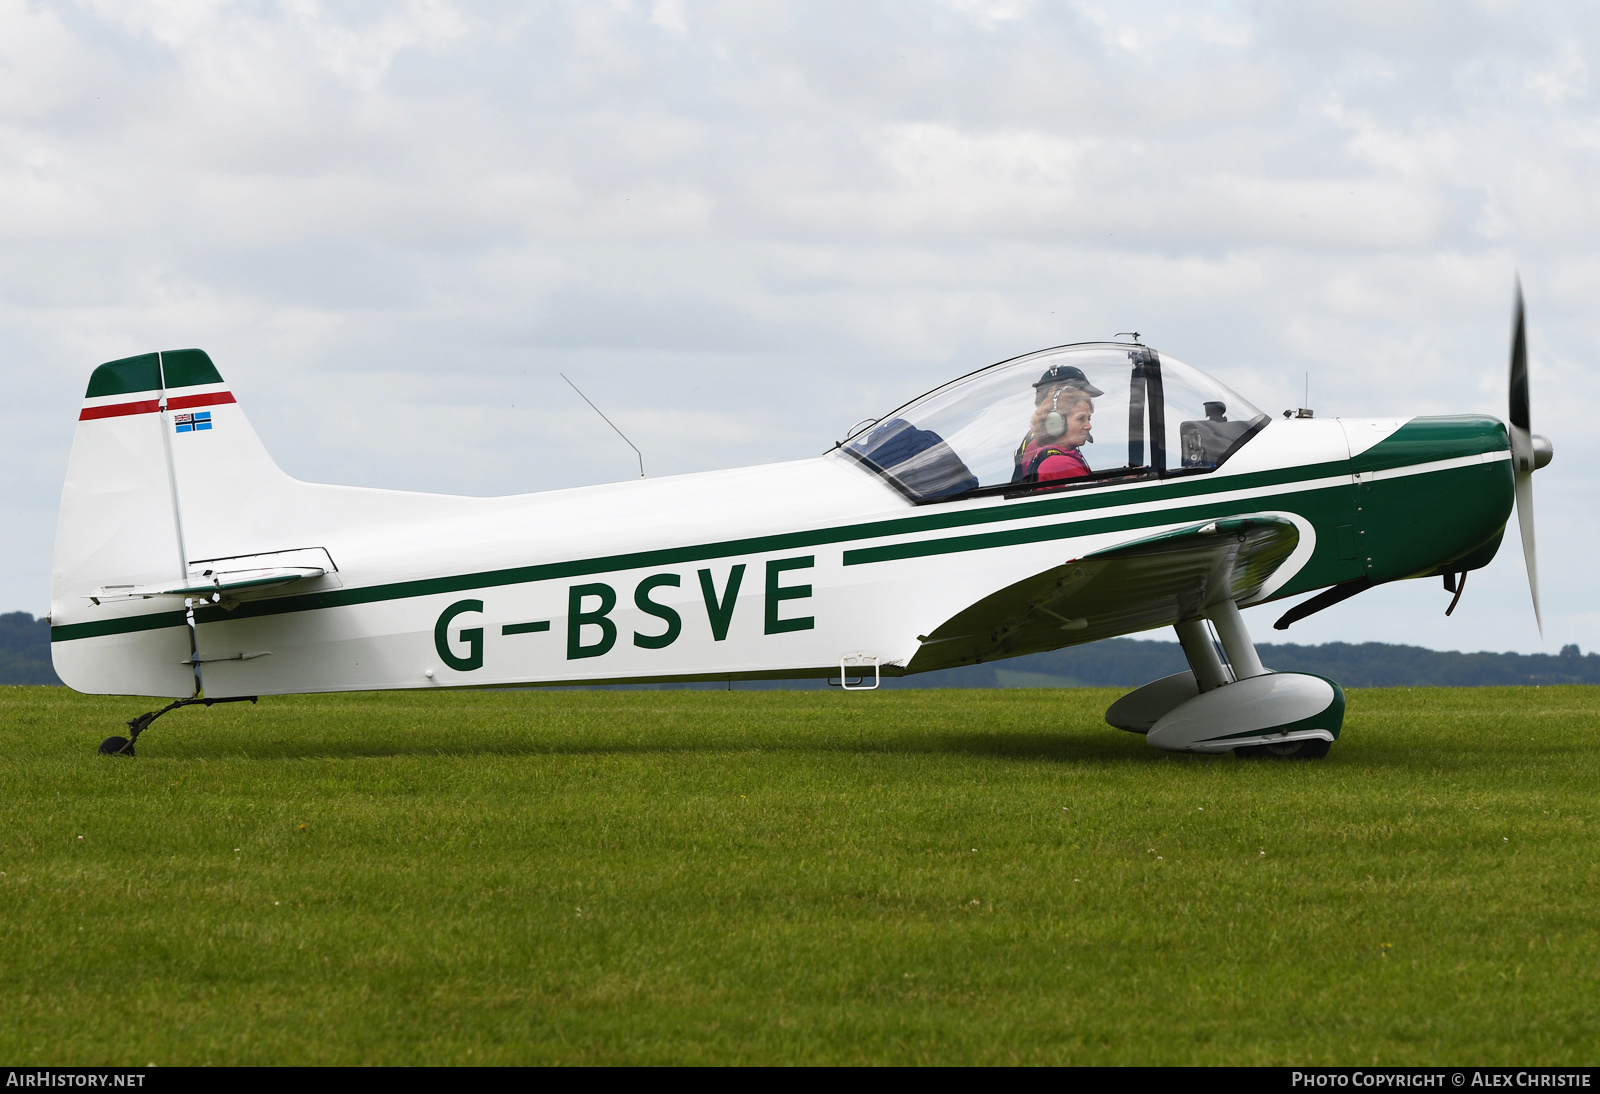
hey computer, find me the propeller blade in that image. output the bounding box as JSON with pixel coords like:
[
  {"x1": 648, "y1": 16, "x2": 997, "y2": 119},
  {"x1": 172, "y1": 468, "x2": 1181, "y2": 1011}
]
[
  {"x1": 1509, "y1": 281, "x2": 1530, "y2": 444},
  {"x1": 1515, "y1": 469, "x2": 1541, "y2": 635},
  {"x1": 1508, "y1": 278, "x2": 1541, "y2": 635}
]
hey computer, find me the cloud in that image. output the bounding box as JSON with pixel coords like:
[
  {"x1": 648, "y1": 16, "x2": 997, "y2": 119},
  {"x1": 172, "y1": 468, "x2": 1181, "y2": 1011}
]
[{"x1": 2, "y1": 0, "x2": 1597, "y2": 650}]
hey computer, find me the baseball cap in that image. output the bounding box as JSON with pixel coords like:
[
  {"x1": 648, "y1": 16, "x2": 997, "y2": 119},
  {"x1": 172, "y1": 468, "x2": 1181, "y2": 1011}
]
[{"x1": 1032, "y1": 362, "x2": 1104, "y2": 397}]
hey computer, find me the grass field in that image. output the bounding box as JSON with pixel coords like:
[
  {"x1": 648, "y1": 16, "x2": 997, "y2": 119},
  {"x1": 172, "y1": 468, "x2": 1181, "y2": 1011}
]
[{"x1": 0, "y1": 684, "x2": 1596, "y2": 1065}]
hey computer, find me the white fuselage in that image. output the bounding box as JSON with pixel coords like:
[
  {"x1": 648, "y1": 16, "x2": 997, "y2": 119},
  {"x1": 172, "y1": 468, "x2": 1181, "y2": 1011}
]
[{"x1": 50, "y1": 380, "x2": 1370, "y2": 699}]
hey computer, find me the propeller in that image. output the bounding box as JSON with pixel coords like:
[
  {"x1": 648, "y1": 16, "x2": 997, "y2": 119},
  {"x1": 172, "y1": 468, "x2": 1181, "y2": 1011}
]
[{"x1": 1507, "y1": 280, "x2": 1550, "y2": 636}]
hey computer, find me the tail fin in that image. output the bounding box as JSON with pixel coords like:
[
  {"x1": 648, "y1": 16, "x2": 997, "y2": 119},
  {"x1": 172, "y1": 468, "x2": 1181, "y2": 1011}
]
[{"x1": 50, "y1": 349, "x2": 294, "y2": 694}]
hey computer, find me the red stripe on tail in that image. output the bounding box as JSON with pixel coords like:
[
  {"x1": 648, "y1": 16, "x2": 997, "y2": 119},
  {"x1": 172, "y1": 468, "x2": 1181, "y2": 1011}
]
[
  {"x1": 78, "y1": 391, "x2": 235, "y2": 421},
  {"x1": 79, "y1": 399, "x2": 160, "y2": 421},
  {"x1": 167, "y1": 391, "x2": 237, "y2": 411}
]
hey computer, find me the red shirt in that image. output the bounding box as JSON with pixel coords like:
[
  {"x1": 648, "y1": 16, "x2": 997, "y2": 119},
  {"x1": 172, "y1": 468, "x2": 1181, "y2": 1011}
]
[{"x1": 1016, "y1": 439, "x2": 1091, "y2": 482}]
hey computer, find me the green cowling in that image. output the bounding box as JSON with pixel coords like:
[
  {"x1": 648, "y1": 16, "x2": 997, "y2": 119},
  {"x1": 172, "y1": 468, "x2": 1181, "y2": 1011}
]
[{"x1": 1354, "y1": 416, "x2": 1514, "y2": 583}]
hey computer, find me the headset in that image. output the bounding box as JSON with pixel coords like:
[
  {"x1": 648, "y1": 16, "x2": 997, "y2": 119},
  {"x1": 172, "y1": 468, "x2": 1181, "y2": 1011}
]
[{"x1": 1041, "y1": 386, "x2": 1093, "y2": 443}]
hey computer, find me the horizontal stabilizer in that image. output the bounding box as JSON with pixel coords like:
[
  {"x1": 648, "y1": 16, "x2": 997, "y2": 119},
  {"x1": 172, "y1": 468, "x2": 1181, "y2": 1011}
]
[
  {"x1": 86, "y1": 547, "x2": 336, "y2": 605},
  {"x1": 89, "y1": 567, "x2": 324, "y2": 604}
]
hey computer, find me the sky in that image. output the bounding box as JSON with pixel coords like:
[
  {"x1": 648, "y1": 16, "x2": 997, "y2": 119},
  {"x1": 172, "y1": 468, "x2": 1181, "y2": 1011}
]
[{"x1": 3, "y1": 0, "x2": 1596, "y2": 654}]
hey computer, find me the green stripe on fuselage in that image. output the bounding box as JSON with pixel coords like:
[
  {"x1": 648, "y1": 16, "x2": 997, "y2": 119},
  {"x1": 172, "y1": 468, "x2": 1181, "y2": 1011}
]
[
  {"x1": 53, "y1": 609, "x2": 190, "y2": 641},
  {"x1": 842, "y1": 489, "x2": 1346, "y2": 566},
  {"x1": 50, "y1": 416, "x2": 1512, "y2": 645},
  {"x1": 51, "y1": 458, "x2": 1357, "y2": 643}
]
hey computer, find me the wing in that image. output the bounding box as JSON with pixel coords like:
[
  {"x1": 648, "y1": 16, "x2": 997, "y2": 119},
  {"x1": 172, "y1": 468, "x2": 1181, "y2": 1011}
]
[{"x1": 904, "y1": 514, "x2": 1299, "y2": 674}]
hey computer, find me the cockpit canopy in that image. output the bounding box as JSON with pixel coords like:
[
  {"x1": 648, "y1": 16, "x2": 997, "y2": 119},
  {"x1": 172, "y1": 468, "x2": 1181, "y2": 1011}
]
[{"x1": 840, "y1": 343, "x2": 1266, "y2": 503}]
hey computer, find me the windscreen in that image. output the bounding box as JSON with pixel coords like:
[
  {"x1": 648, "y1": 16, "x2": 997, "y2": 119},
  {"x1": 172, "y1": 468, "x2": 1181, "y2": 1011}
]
[
  {"x1": 841, "y1": 343, "x2": 1263, "y2": 501},
  {"x1": 1159, "y1": 356, "x2": 1268, "y2": 472}
]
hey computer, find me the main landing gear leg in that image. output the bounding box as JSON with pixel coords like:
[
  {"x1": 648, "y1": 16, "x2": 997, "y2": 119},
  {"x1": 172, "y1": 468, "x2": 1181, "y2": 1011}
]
[
  {"x1": 1204, "y1": 599, "x2": 1332, "y2": 758},
  {"x1": 1173, "y1": 617, "x2": 1231, "y2": 691},
  {"x1": 98, "y1": 695, "x2": 259, "y2": 757}
]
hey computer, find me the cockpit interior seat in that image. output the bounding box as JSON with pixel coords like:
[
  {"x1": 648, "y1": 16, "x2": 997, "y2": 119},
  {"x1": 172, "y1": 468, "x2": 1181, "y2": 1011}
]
[
  {"x1": 1179, "y1": 417, "x2": 1255, "y2": 469},
  {"x1": 848, "y1": 417, "x2": 979, "y2": 500}
]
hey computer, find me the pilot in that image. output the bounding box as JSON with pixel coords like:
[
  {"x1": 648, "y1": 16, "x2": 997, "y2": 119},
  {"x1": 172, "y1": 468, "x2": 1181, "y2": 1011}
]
[{"x1": 1013, "y1": 363, "x2": 1104, "y2": 484}]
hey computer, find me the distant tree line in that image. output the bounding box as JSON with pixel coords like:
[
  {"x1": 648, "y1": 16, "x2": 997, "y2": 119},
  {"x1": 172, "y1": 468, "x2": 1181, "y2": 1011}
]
[
  {"x1": 888, "y1": 637, "x2": 1600, "y2": 689},
  {"x1": 3, "y1": 611, "x2": 1597, "y2": 690},
  {"x1": 0, "y1": 613, "x2": 60, "y2": 685}
]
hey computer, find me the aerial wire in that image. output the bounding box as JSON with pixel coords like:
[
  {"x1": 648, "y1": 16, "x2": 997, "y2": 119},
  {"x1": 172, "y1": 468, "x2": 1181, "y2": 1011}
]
[{"x1": 561, "y1": 373, "x2": 645, "y2": 478}]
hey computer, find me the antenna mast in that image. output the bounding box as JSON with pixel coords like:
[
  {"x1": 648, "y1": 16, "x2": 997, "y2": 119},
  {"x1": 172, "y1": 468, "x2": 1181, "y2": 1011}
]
[{"x1": 1293, "y1": 372, "x2": 1314, "y2": 418}]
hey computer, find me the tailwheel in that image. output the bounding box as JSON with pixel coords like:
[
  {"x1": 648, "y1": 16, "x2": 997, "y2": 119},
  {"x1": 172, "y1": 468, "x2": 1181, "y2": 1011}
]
[
  {"x1": 96, "y1": 695, "x2": 259, "y2": 757},
  {"x1": 1235, "y1": 738, "x2": 1331, "y2": 760}
]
